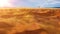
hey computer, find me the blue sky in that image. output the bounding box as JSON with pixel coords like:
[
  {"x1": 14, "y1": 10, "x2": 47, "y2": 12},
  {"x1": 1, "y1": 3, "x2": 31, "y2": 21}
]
[
  {"x1": 9, "y1": 0, "x2": 60, "y2": 8},
  {"x1": 0, "y1": 0, "x2": 60, "y2": 8}
]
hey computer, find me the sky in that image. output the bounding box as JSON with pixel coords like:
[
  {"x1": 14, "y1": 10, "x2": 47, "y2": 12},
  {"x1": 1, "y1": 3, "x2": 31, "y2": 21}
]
[{"x1": 0, "y1": 0, "x2": 60, "y2": 8}]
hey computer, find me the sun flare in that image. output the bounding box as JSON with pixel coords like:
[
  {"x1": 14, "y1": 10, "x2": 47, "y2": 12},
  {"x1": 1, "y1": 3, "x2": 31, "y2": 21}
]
[{"x1": 0, "y1": 0, "x2": 13, "y2": 7}]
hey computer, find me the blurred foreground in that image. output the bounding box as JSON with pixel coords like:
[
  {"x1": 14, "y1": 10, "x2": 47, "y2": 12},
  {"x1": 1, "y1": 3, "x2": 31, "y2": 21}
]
[{"x1": 0, "y1": 8, "x2": 60, "y2": 34}]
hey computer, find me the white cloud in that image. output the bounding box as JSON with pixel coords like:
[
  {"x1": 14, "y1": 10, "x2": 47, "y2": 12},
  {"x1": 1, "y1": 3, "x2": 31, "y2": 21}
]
[
  {"x1": 47, "y1": 0, "x2": 60, "y2": 4},
  {"x1": 28, "y1": 0, "x2": 38, "y2": 2},
  {"x1": 35, "y1": 0, "x2": 60, "y2": 7}
]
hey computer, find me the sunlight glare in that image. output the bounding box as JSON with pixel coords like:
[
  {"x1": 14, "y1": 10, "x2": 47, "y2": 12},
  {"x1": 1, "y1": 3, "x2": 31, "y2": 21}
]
[{"x1": 0, "y1": 0, "x2": 13, "y2": 7}]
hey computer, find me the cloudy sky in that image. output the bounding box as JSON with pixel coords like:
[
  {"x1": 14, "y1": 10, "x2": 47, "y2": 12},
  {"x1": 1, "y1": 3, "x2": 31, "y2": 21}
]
[{"x1": 0, "y1": 0, "x2": 60, "y2": 8}]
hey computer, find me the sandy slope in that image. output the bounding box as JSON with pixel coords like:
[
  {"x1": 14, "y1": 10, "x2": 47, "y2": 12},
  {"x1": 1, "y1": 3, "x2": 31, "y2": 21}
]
[{"x1": 0, "y1": 8, "x2": 60, "y2": 34}]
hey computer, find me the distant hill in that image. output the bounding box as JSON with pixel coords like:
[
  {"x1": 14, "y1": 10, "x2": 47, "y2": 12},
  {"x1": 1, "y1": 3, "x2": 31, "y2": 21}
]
[{"x1": 52, "y1": 7, "x2": 60, "y2": 8}]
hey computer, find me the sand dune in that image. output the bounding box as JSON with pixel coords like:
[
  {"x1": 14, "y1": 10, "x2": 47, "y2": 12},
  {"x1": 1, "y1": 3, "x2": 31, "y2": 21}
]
[{"x1": 0, "y1": 8, "x2": 60, "y2": 34}]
